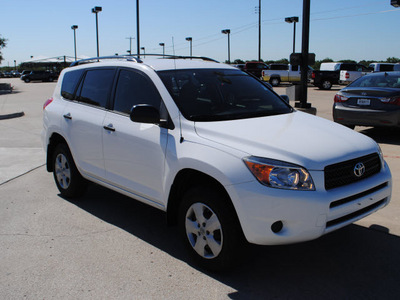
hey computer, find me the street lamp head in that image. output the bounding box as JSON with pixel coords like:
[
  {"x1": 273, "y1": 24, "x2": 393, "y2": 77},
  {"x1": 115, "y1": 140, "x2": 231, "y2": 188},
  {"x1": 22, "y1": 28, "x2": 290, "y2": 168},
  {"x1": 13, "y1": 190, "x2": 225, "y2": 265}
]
[
  {"x1": 159, "y1": 43, "x2": 165, "y2": 46},
  {"x1": 285, "y1": 16, "x2": 299, "y2": 23},
  {"x1": 141, "y1": 47, "x2": 145, "y2": 50},
  {"x1": 221, "y1": 29, "x2": 230, "y2": 34},
  {"x1": 92, "y1": 6, "x2": 102, "y2": 13},
  {"x1": 392, "y1": 0, "x2": 400, "y2": 7},
  {"x1": 71, "y1": 25, "x2": 78, "y2": 30},
  {"x1": 186, "y1": 37, "x2": 192, "y2": 41}
]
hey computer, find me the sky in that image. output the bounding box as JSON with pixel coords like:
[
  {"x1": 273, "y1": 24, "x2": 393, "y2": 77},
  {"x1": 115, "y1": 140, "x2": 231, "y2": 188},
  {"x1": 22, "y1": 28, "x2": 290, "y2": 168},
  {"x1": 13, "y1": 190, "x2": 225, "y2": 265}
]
[{"x1": 1, "y1": 0, "x2": 399, "y2": 67}]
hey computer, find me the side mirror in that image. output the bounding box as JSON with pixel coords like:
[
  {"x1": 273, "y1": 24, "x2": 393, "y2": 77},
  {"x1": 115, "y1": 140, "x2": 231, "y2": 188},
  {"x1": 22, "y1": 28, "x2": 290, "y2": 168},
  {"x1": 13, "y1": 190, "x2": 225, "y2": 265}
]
[
  {"x1": 280, "y1": 95, "x2": 290, "y2": 104},
  {"x1": 130, "y1": 104, "x2": 160, "y2": 124}
]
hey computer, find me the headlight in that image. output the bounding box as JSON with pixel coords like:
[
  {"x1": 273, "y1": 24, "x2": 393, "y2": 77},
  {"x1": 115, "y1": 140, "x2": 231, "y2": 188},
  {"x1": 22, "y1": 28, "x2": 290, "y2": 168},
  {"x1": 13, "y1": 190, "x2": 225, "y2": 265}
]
[{"x1": 243, "y1": 156, "x2": 315, "y2": 191}]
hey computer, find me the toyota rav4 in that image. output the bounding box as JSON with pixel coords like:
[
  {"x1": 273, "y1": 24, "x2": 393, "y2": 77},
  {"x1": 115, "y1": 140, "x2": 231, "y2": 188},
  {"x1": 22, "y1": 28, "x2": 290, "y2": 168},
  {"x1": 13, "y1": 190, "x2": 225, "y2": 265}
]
[{"x1": 42, "y1": 55, "x2": 392, "y2": 270}]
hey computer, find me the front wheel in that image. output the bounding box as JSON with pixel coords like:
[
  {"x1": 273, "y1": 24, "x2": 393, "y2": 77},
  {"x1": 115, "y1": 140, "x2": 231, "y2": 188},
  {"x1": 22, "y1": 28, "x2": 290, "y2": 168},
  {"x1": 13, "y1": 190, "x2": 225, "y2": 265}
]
[
  {"x1": 52, "y1": 143, "x2": 87, "y2": 198},
  {"x1": 179, "y1": 186, "x2": 244, "y2": 271}
]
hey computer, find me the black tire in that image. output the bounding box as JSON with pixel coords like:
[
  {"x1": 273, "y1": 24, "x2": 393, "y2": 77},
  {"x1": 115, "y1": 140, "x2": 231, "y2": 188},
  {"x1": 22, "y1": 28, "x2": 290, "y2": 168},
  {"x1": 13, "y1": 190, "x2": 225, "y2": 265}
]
[
  {"x1": 52, "y1": 143, "x2": 87, "y2": 198},
  {"x1": 24, "y1": 78, "x2": 30, "y2": 83},
  {"x1": 344, "y1": 124, "x2": 355, "y2": 130},
  {"x1": 270, "y1": 77, "x2": 280, "y2": 87},
  {"x1": 319, "y1": 80, "x2": 332, "y2": 90},
  {"x1": 179, "y1": 186, "x2": 244, "y2": 271},
  {"x1": 48, "y1": 77, "x2": 54, "y2": 82}
]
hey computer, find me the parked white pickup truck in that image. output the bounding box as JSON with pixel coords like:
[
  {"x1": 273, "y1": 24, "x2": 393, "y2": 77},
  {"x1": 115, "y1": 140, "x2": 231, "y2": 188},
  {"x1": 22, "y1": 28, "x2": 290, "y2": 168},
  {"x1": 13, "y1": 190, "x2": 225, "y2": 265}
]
[
  {"x1": 262, "y1": 64, "x2": 306, "y2": 86},
  {"x1": 339, "y1": 64, "x2": 371, "y2": 85},
  {"x1": 369, "y1": 63, "x2": 394, "y2": 72}
]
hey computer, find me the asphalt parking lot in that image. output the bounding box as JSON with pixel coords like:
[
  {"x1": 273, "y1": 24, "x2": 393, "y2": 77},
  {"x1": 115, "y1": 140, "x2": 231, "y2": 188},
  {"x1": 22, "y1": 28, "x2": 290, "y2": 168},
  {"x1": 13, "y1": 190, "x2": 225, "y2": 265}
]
[{"x1": 1, "y1": 78, "x2": 399, "y2": 299}]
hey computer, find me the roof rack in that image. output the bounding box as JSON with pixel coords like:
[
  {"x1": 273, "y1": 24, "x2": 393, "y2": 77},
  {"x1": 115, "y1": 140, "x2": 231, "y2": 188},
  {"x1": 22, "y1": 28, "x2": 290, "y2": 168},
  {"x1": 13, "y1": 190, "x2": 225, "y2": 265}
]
[
  {"x1": 70, "y1": 55, "x2": 142, "y2": 67},
  {"x1": 69, "y1": 54, "x2": 219, "y2": 67}
]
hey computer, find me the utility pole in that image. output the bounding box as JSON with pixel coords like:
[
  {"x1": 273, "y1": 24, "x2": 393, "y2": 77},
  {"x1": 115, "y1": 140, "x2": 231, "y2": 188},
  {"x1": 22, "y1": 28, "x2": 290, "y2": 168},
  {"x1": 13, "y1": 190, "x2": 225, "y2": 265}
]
[{"x1": 258, "y1": 0, "x2": 261, "y2": 61}]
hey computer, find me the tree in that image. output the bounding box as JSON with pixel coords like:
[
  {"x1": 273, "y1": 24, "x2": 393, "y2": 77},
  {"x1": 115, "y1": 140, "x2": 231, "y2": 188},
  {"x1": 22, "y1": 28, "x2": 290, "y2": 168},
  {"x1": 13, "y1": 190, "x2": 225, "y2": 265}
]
[
  {"x1": 0, "y1": 35, "x2": 7, "y2": 64},
  {"x1": 233, "y1": 59, "x2": 245, "y2": 64},
  {"x1": 386, "y1": 57, "x2": 400, "y2": 63},
  {"x1": 338, "y1": 59, "x2": 357, "y2": 64}
]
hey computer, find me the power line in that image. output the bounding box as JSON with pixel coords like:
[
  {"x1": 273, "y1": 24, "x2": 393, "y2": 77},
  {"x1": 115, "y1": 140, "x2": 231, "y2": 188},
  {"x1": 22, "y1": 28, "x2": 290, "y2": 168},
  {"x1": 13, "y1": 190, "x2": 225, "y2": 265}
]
[{"x1": 145, "y1": 5, "x2": 399, "y2": 54}]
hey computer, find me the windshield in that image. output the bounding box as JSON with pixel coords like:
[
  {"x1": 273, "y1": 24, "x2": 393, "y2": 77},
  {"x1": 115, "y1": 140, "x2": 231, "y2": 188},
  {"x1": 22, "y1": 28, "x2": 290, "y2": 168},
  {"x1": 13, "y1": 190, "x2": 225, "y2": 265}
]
[
  {"x1": 349, "y1": 73, "x2": 400, "y2": 88},
  {"x1": 157, "y1": 69, "x2": 292, "y2": 121}
]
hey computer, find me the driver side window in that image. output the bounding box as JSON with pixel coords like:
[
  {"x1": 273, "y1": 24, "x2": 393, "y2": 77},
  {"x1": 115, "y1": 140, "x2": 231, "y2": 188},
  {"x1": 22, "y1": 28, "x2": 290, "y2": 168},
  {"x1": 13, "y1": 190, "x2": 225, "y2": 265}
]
[{"x1": 113, "y1": 69, "x2": 162, "y2": 114}]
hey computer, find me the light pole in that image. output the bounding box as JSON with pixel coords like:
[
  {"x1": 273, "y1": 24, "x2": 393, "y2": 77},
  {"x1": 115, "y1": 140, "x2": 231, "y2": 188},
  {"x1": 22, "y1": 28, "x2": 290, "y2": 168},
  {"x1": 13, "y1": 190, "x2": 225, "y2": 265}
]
[
  {"x1": 258, "y1": 0, "x2": 261, "y2": 61},
  {"x1": 221, "y1": 29, "x2": 231, "y2": 64},
  {"x1": 185, "y1": 37, "x2": 192, "y2": 57},
  {"x1": 126, "y1": 37, "x2": 134, "y2": 55},
  {"x1": 159, "y1": 43, "x2": 165, "y2": 57},
  {"x1": 141, "y1": 47, "x2": 145, "y2": 58},
  {"x1": 285, "y1": 16, "x2": 299, "y2": 54},
  {"x1": 71, "y1": 25, "x2": 78, "y2": 61},
  {"x1": 14, "y1": 60, "x2": 16, "y2": 71},
  {"x1": 136, "y1": 0, "x2": 140, "y2": 57},
  {"x1": 91, "y1": 6, "x2": 102, "y2": 57}
]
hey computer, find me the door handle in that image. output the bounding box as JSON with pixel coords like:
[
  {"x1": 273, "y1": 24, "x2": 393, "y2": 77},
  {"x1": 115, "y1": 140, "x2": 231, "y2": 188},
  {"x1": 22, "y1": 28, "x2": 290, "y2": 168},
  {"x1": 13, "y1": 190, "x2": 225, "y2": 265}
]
[
  {"x1": 103, "y1": 124, "x2": 115, "y2": 132},
  {"x1": 63, "y1": 113, "x2": 72, "y2": 120}
]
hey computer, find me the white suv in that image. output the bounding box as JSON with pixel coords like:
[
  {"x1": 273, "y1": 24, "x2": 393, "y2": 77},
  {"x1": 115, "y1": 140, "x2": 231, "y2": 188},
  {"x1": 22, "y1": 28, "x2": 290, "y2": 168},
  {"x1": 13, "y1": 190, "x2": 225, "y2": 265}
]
[{"x1": 42, "y1": 56, "x2": 392, "y2": 270}]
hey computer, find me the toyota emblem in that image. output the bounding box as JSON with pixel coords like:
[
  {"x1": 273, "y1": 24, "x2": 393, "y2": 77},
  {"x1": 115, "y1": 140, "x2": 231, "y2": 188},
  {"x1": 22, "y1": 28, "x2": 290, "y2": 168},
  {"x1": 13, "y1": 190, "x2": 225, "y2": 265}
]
[{"x1": 354, "y1": 163, "x2": 365, "y2": 177}]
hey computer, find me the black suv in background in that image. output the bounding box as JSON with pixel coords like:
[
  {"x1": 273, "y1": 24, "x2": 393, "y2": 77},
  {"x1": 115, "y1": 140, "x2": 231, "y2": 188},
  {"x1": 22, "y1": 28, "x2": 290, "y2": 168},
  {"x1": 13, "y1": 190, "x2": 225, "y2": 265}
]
[{"x1": 20, "y1": 70, "x2": 58, "y2": 83}]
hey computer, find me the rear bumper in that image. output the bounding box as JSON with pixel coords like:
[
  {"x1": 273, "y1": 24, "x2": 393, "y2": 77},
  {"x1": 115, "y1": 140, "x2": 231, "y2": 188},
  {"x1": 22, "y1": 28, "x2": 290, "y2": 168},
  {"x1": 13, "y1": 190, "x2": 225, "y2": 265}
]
[{"x1": 333, "y1": 103, "x2": 400, "y2": 127}]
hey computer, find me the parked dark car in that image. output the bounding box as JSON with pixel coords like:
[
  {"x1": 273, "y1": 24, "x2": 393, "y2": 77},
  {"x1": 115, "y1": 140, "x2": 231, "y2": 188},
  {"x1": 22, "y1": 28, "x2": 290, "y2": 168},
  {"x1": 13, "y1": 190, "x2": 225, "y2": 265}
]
[
  {"x1": 11, "y1": 70, "x2": 21, "y2": 77},
  {"x1": 20, "y1": 70, "x2": 58, "y2": 83},
  {"x1": 20, "y1": 70, "x2": 31, "y2": 76},
  {"x1": 333, "y1": 72, "x2": 400, "y2": 128}
]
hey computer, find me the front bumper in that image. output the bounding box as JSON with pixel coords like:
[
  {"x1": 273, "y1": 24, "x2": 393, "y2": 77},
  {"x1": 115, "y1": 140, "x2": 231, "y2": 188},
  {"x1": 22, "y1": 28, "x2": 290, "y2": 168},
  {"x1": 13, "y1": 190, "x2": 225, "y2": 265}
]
[{"x1": 226, "y1": 162, "x2": 392, "y2": 245}]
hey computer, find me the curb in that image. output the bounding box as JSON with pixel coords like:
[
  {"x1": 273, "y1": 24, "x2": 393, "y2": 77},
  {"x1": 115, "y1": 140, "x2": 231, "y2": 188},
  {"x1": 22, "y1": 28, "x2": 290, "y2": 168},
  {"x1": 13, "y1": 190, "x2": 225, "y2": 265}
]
[{"x1": 0, "y1": 112, "x2": 25, "y2": 120}]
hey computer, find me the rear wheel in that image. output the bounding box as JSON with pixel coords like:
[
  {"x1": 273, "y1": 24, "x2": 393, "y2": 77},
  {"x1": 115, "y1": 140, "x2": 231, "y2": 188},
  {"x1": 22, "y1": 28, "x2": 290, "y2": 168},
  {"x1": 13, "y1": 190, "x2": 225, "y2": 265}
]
[
  {"x1": 270, "y1": 77, "x2": 280, "y2": 87},
  {"x1": 319, "y1": 80, "x2": 332, "y2": 90},
  {"x1": 52, "y1": 143, "x2": 87, "y2": 198},
  {"x1": 179, "y1": 186, "x2": 244, "y2": 271}
]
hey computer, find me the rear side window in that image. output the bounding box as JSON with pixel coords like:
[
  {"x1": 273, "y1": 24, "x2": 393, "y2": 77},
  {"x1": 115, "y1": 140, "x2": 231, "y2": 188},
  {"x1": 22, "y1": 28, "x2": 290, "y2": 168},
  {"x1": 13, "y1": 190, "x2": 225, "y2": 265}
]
[
  {"x1": 61, "y1": 69, "x2": 84, "y2": 100},
  {"x1": 77, "y1": 69, "x2": 115, "y2": 108},
  {"x1": 113, "y1": 69, "x2": 162, "y2": 114},
  {"x1": 380, "y1": 65, "x2": 394, "y2": 72}
]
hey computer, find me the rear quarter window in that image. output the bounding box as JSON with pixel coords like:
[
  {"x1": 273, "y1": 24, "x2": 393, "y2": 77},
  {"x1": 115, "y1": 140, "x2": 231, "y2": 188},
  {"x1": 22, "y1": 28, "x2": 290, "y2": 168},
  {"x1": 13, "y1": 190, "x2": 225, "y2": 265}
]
[{"x1": 61, "y1": 69, "x2": 84, "y2": 100}]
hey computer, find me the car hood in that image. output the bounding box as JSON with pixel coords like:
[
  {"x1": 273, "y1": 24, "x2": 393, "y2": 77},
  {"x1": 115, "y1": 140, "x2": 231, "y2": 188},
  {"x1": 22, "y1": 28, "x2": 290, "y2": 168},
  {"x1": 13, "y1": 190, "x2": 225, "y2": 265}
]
[{"x1": 194, "y1": 111, "x2": 378, "y2": 170}]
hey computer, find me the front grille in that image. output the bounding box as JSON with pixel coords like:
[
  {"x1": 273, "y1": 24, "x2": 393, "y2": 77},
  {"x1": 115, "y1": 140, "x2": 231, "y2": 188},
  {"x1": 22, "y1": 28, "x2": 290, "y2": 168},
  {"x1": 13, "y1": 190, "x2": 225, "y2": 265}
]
[{"x1": 325, "y1": 153, "x2": 381, "y2": 190}]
